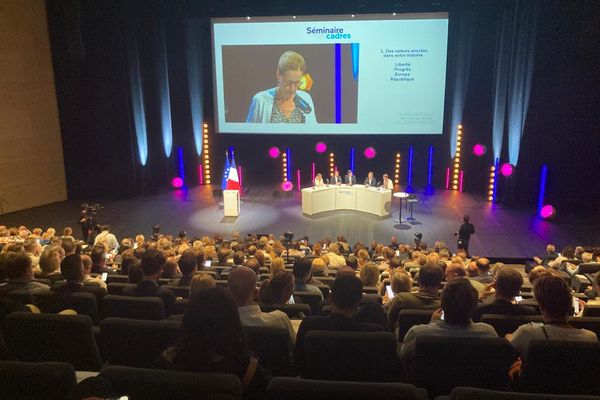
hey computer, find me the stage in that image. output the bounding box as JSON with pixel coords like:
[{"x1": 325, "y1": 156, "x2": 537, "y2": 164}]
[{"x1": 0, "y1": 185, "x2": 596, "y2": 258}]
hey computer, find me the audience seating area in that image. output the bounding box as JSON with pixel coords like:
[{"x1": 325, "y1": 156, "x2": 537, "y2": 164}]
[{"x1": 1, "y1": 226, "x2": 599, "y2": 399}]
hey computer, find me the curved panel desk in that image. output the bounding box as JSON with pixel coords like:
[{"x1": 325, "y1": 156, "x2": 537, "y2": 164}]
[{"x1": 301, "y1": 185, "x2": 392, "y2": 217}]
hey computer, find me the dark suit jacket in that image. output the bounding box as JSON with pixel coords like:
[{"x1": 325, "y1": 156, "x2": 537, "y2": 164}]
[
  {"x1": 294, "y1": 313, "x2": 382, "y2": 373},
  {"x1": 123, "y1": 280, "x2": 176, "y2": 315},
  {"x1": 344, "y1": 175, "x2": 357, "y2": 185},
  {"x1": 330, "y1": 175, "x2": 343, "y2": 184},
  {"x1": 472, "y1": 298, "x2": 538, "y2": 322},
  {"x1": 364, "y1": 177, "x2": 377, "y2": 187},
  {"x1": 52, "y1": 281, "x2": 108, "y2": 301}
]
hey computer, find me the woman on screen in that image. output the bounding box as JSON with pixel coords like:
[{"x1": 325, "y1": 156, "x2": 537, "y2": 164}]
[{"x1": 246, "y1": 51, "x2": 317, "y2": 124}]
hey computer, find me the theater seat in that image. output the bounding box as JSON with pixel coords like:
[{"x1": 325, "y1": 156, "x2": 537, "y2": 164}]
[
  {"x1": 107, "y1": 282, "x2": 136, "y2": 295},
  {"x1": 2, "y1": 312, "x2": 103, "y2": 371},
  {"x1": 293, "y1": 291, "x2": 323, "y2": 315},
  {"x1": 444, "y1": 386, "x2": 600, "y2": 400},
  {"x1": 266, "y1": 377, "x2": 427, "y2": 400},
  {"x1": 171, "y1": 298, "x2": 189, "y2": 315},
  {"x1": 397, "y1": 309, "x2": 435, "y2": 342},
  {"x1": 99, "y1": 365, "x2": 241, "y2": 400},
  {"x1": 413, "y1": 336, "x2": 517, "y2": 397},
  {"x1": 582, "y1": 304, "x2": 600, "y2": 317},
  {"x1": 521, "y1": 340, "x2": 600, "y2": 395},
  {"x1": 35, "y1": 291, "x2": 101, "y2": 325},
  {"x1": 243, "y1": 325, "x2": 291, "y2": 375},
  {"x1": 101, "y1": 318, "x2": 181, "y2": 368},
  {"x1": 162, "y1": 285, "x2": 190, "y2": 298},
  {"x1": 304, "y1": 331, "x2": 402, "y2": 382},
  {"x1": 259, "y1": 303, "x2": 311, "y2": 318},
  {"x1": 0, "y1": 361, "x2": 77, "y2": 400},
  {"x1": 101, "y1": 295, "x2": 165, "y2": 320}
]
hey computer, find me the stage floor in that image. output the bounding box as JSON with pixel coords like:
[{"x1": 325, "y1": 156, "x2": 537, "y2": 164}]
[{"x1": 1, "y1": 185, "x2": 597, "y2": 258}]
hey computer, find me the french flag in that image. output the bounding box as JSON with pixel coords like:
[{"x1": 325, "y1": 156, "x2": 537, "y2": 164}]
[{"x1": 226, "y1": 152, "x2": 241, "y2": 191}]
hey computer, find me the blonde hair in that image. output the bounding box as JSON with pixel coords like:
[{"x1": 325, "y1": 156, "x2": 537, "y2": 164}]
[
  {"x1": 278, "y1": 51, "x2": 305, "y2": 74},
  {"x1": 270, "y1": 257, "x2": 285, "y2": 277},
  {"x1": 311, "y1": 257, "x2": 328, "y2": 276},
  {"x1": 189, "y1": 274, "x2": 216, "y2": 297}
]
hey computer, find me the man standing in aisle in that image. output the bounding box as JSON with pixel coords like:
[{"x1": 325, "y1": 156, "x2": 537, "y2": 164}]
[{"x1": 455, "y1": 215, "x2": 475, "y2": 256}]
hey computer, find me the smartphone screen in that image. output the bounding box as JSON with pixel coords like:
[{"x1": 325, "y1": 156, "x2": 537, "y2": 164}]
[
  {"x1": 386, "y1": 284, "x2": 395, "y2": 300},
  {"x1": 514, "y1": 296, "x2": 523, "y2": 303},
  {"x1": 573, "y1": 297, "x2": 580, "y2": 315},
  {"x1": 101, "y1": 272, "x2": 108, "y2": 282},
  {"x1": 204, "y1": 260, "x2": 212, "y2": 268},
  {"x1": 288, "y1": 294, "x2": 295, "y2": 304},
  {"x1": 440, "y1": 311, "x2": 445, "y2": 321}
]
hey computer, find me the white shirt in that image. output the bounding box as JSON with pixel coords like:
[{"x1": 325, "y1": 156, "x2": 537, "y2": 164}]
[
  {"x1": 94, "y1": 231, "x2": 119, "y2": 252},
  {"x1": 237, "y1": 304, "x2": 296, "y2": 344},
  {"x1": 510, "y1": 322, "x2": 597, "y2": 357},
  {"x1": 314, "y1": 177, "x2": 324, "y2": 187},
  {"x1": 382, "y1": 179, "x2": 394, "y2": 190}
]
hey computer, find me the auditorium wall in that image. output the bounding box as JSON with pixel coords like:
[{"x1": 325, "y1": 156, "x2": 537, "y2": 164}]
[{"x1": 0, "y1": 0, "x2": 67, "y2": 213}]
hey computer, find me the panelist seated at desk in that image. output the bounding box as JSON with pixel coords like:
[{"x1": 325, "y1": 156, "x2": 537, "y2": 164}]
[
  {"x1": 330, "y1": 170, "x2": 343, "y2": 185},
  {"x1": 380, "y1": 174, "x2": 394, "y2": 190},
  {"x1": 344, "y1": 170, "x2": 357, "y2": 186},
  {"x1": 313, "y1": 173, "x2": 325, "y2": 187},
  {"x1": 364, "y1": 171, "x2": 377, "y2": 187}
]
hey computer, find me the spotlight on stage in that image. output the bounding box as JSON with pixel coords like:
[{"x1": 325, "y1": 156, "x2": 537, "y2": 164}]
[
  {"x1": 281, "y1": 181, "x2": 294, "y2": 192},
  {"x1": 500, "y1": 163, "x2": 514, "y2": 177},
  {"x1": 540, "y1": 205, "x2": 556, "y2": 219},
  {"x1": 171, "y1": 177, "x2": 184, "y2": 189},
  {"x1": 364, "y1": 146, "x2": 377, "y2": 159},
  {"x1": 473, "y1": 144, "x2": 487, "y2": 157},
  {"x1": 268, "y1": 147, "x2": 280, "y2": 158},
  {"x1": 315, "y1": 141, "x2": 327, "y2": 153}
]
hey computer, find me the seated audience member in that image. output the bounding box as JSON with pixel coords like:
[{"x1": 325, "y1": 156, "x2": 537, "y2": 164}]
[
  {"x1": 169, "y1": 250, "x2": 197, "y2": 287},
  {"x1": 90, "y1": 246, "x2": 112, "y2": 274},
  {"x1": 446, "y1": 261, "x2": 485, "y2": 293},
  {"x1": 214, "y1": 248, "x2": 231, "y2": 267},
  {"x1": 118, "y1": 254, "x2": 138, "y2": 276},
  {"x1": 359, "y1": 262, "x2": 380, "y2": 287},
  {"x1": 161, "y1": 257, "x2": 180, "y2": 279},
  {"x1": 269, "y1": 256, "x2": 285, "y2": 278},
  {"x1": 53, "y1": 254, "x2": 107, "y2": 299},
  {"x1": 259, "y1": 271, "x2": 295, "y2": 306},
  {"x1": 472, "y1": 267, "x2": 537, "y2": 321},
  {"x1": 61, "y1": 238, "x2": 77, "y2": 257},
  {"x1": 232, "y1": 251, "x2": 246, "y2": 267},
  {"x1": 229, "y1": 267, "x2": 295, "y2": 344},
  {"x1": 126, "y1": 258, "x2": 143, "y2": 284},
  {"x1": 23, "y1": 238, "x2": 42, "y2": 267},
  {"x1": 189, "y1": 273, "x2": 216, "y2": 298},
  {"x1": 388, "y1": 264, "x2": 443, "y2": 331},
  {"x1": 311, "y1": 257, "x2": 328, "y2": 277},
  {"x1": 156, "y1": 287, "x2": 268, "y2": 399},
  {"x1": 508, "y1": 275, "x2": 597, "y2": 357},
  {"x1": 326, "y1": 243, "x2": 346, "y2": 268},
  {"x1": 61, "y1": 226, "x2": 75, "y2": 241},
  {"x1": 81, "y1": 254, "x2": 107, "y2": 289},
  {"x1": 530, "y1": 244, "x2": 558, "y2": 270},
  {"x1": 243, "y1": 257, "x2": 261, "y2": 276},
  {"x1": 400, "y1": 278, "x2": 498, "y2": 368},
  {"x1": 382, "y1": 270, "x2": 413, "y2": 305},
  {"x1": 123, "y1": 249, "x2": 176, "y2": 315},
  {"x1": 403, "y1": 252, "x2": 425, "y2": 272},
  {"x1": 286, "y1": 241, "x2": 306, "y2": 258},
  {"x1": 36, "y1": 245, "x2": 65, "y2": 283},
  {"x1": 0, "y1": 251, "x2": 50, "y2": 295},
  {"x1": 294, "y1": 275, "x2": 383, "y2": 372},
  {"x1": 346, "y1": 254, "x2": 358, "y2": 270},
  {"x1": 470, "y1": 257, "x2": 493, "y2": 284},
  {"x1": 292, "y1": 258, "x2": 323, "y2": 300}
]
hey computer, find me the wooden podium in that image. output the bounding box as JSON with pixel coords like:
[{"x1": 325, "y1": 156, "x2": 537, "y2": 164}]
[{"x1": 223, "y1": 190, "x2": 240, "y2": 217}]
